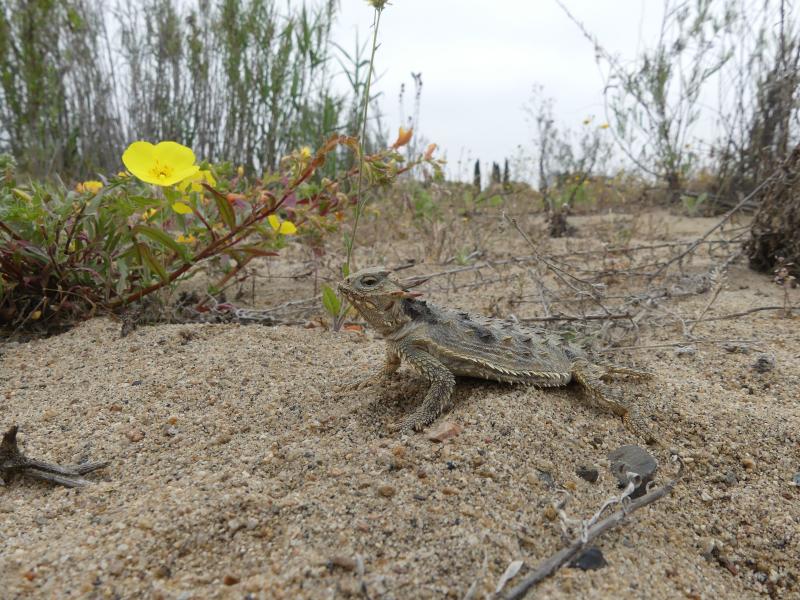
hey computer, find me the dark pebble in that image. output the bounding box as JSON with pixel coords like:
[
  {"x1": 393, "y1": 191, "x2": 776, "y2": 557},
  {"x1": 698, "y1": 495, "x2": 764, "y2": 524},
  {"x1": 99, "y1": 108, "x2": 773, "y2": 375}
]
[
  {"x1": 752, "y1": 354, "x2": 776, "y2": 373},
  {"x1": 576, "y1": 466, "x2": 599, "y2": 483},
  {"x1": 608, "y1": 445, "x2": 657, "y2": 498},
  {"x1": 536, "y1": 469, "x2": 555, "y2": 489},
  {"x1": 569, "y1": 547, "x2": 607, "y2": 571}
]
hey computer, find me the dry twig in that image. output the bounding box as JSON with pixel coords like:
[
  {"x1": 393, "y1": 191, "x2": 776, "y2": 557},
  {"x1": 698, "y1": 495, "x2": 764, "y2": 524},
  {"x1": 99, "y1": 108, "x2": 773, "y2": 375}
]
[
  {"x1": 504, "y1": 457, "x2": 684, "y2": 599},
  {"x1": 0, "y1": 425, "x2": 109, "y2": 488}
]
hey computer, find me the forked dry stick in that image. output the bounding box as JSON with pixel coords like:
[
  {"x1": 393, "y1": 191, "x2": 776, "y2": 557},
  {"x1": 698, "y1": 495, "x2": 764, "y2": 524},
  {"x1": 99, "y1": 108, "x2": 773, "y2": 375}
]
[
  {"x1": 0, "y1": 425, "x2": 109, "y2": 488},
  {"x1": 503, "y1": 457, "x2": 684, "y2": 600}
]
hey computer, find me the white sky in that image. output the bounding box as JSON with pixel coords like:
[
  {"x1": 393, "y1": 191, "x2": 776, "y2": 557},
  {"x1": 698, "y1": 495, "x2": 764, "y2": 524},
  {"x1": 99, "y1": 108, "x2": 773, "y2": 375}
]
[{"x1": 329, "y1": 0, "x2": 664, "y2": 180}]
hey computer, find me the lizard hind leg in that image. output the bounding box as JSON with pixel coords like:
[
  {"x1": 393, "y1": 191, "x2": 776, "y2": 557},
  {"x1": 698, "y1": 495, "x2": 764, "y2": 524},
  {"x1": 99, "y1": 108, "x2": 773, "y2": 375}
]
[
  {"x1": 570, "y1": 360, "x2": 658, "y2": 445},
  {"x1": 596, "y1": 362, "x2": 653, "y2": 381}
]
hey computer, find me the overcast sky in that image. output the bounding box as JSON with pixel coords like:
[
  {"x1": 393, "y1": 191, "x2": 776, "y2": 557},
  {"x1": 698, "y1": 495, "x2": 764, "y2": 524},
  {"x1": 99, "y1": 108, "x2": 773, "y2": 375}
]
[{"x1": 329, "y1": 0, "x2": 664, "y2": 180}]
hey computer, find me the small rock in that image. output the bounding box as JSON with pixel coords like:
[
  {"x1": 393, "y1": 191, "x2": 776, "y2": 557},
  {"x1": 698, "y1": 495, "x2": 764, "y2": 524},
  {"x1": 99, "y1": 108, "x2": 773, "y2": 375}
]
[
  {"x1": 426, "y1": 421, "x2": 463, "y2": 442},
  {"x1": 722, "y1": 342, "x2": 749, "y2": 354},
  {"x1": 214, "y1": 433, "x2": 232, "y2": 445},
  {"x1": 791, "y1": 473, "x2": 800, "y2": 487},
  {"x1": 543, "y1": 506, "x2": 557, "y2": 521},
  {"x1": 126, "y1": 428, "x2": 145, "y2": 443},
  {"x1": 223, "y1": 574, "x2": 240, "y2": 586},
  {"x1": 376, "y1": 484, "x2": 396, "y2": 498},
  {"x1": 675, "y1": 346, "x2": 696, "y2": 357},
  {"x1": 536, "y1": 469, "x2": 555, "y2": 489},
  {"x1": 576, "y1": 466, "x2": 599, "y2": 483},
  {"x1": 741, "y1": 457, "x2": 756, "y2": 470},
  {"x1": 569, "y1": 547, "x2": 607, "y2": 571},
  {"x1": 752, "y1": 353, "x2": 776, "y2": 373},
  {"x1": 700, "y1": 490, "x2": 713, "y2": 503},
  {"x1": 328, "y1": 556, "x2": 357, "y2": 571},
  {"x1": 153, "y1": 565, "x2": 170, "y2": 579},
  {"x1": 608, "y1": 445, "x2": 657, "y2": 498}
]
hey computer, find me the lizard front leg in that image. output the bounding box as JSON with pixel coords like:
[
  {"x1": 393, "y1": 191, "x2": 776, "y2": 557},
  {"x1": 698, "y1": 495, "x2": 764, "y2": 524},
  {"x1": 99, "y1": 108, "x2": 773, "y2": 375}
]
[
  {"x1": 397, "y1": 341, "x2": 456, "y2": 432},
  {"x1": 342, "y1": 345, "x2": 401, "y2": 391}
]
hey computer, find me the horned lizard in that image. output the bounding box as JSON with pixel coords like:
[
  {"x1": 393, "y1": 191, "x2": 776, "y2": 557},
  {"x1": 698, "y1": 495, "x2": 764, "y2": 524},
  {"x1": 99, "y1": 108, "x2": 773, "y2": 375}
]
[{"x1": 339, "y1": 267, "x2": 656, "y2": 442}]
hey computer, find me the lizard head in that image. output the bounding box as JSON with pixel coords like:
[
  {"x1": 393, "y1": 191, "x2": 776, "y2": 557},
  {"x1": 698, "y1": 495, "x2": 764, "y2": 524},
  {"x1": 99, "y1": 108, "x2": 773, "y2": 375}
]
[{"x1": 338, "y1": 267, "x2": 413, "y2": 333}]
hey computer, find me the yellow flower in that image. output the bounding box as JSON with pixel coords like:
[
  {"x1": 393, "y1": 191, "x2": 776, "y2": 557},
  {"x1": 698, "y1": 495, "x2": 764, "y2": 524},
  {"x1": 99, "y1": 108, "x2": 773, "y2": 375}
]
[
  {"x1": 176, "y1": 233, "x2": 197, "y2": 244},
  {"x1": 171, "y1": 202, "x2": 194, "y2": 215},
  {"x1": 122, "y1": 141, "x2": 199, "y2": 186},
  {"x1": 299, "y1": 146, "x2": 312, "y2": 159},
  {"x1": 117, "y1": 171, "x2": 129, "y2": 178},
  {"x1": 268, "y1": 214, "x2": 297, "y2": 235},
  {"x1": 236, "y1": 165, "x2": 244, "y2": 177},
  {"x1": 142, "y1": 208, "x2": 158, "y2": 220},
  {"x1": 599, "y1": 123, "x2": 610, "y2": 130},
  {"x1": 76, "y1": 180, "x2": 103, "y2": 194},
  {"x1": 391, "y1": 127, "x2": 413, "y2": 149},
  {"x1": 178, "y1": 168, "x2": 216, "y2": 193}
]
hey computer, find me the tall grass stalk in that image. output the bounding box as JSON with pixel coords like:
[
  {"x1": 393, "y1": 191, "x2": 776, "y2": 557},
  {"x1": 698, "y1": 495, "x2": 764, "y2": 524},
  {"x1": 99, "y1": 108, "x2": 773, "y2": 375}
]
[{"x1": 343, "y1": 4, "x2": 384, "y2": 278}]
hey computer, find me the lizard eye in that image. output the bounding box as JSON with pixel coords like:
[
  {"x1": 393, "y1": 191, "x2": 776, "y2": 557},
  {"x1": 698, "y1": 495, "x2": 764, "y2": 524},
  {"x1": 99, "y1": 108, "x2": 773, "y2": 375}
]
[{"x1": 360, "y1": 276, "x2": 379, "y2": 287}]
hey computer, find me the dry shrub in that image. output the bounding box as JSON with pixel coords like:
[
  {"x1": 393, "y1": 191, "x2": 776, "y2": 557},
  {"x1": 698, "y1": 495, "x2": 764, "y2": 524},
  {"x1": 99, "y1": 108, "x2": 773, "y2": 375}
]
[{"x1": 746, "y1": 144, "x2": 800, "y2": 277}]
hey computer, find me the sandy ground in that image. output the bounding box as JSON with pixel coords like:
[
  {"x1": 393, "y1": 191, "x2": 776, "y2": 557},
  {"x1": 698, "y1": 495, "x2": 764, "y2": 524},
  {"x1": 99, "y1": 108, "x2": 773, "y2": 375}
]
[{"x1": 1, "y1": 207, "x2": 799, "y2": 599}]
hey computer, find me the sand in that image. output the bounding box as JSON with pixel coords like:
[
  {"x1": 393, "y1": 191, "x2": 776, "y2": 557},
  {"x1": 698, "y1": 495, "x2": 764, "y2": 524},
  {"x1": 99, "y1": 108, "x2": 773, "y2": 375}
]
[{"x1": 1, "y1": 207, "x2": 798, "y2": 599}]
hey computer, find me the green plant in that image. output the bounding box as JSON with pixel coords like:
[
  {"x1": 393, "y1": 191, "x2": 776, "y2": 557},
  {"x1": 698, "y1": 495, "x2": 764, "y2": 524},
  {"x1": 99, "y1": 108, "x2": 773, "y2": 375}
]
[
  {"x1": 0, "y1": 132, "x2": 438, "y2": 331},
  {"x1": 559, "y1": 0, "x2": 735, "y2": 199},
  {"x1": 0, "y1": 0, "x2": 355, "y2": 179},
  {"x1": 681, "y1": 192, "x2": 708, "y2": 216}
]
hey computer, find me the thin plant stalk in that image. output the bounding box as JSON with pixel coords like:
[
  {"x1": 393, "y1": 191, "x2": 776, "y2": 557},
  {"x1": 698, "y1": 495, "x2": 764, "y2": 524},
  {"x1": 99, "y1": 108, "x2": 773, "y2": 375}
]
[{"x1": 343, "y1": 5, "x2": 383, "y2": 277}]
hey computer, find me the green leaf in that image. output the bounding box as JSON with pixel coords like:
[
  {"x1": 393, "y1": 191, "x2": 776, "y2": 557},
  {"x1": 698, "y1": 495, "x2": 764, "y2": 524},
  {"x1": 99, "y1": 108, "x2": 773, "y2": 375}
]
[
  {"x1": 138, "y1": 244, "x2": 169, "y2": 283},
  {"x1": 214, "y1": 194, "x2": 236, "y2": 229},
  {"x1": 133, "y1": 225, "x2": 187, "y2": 260},
  {"x1": 116, "y1": 258, "x2": 129, "y2": 295},
  {"x1": 341, "y1": 262, "x2": 350, "y2": 278},
  {"x1": 321, "y1": 284, "x2": 341, "y2": 317}
]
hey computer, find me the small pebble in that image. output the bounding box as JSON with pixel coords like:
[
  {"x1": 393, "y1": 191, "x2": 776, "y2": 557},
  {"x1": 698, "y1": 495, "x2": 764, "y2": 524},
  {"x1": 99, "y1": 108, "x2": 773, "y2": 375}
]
[
  {"x1": 543, "y1": 506, "x2": 557, "y2": 521},
  {"x1": 576, "y1": 466, "x2": 599, "y2": 483},
  {"x1": 741, "y1": 457, "x2": 756, "y2": 470},
  {"x1": 377, "y1": 484, "x2": 396, "y2": 498},
  {"x1": 791, "y1": 473, "x2": 800, "y2": 487},
  {"x1": 722, "y1": 342, "x2": 749, "y2": 354},
  {"x1": 426, "y1": 421, "x2": 463, "y2": 442},
  {"x1": 328, "y1": 556, "x2": 356, "y2": 571},
  {"x1": 675, "y1": 346, "x2": 696, "y2": 357},
  {"x1": 752, "y1": 353, "x2": 776, "y2": 373},
  {"x1": 608, "y1": 445, "x2": 657, "y2": 498},
  {"x1": 223, "y1": 575, "x2": 240, "y2": 586},
  {"x1": 125, "y1": 429, "x2": 144, "y2": 443},
  {"x1": 569, "y1": 547, "x2": 607, "y2": 571}
]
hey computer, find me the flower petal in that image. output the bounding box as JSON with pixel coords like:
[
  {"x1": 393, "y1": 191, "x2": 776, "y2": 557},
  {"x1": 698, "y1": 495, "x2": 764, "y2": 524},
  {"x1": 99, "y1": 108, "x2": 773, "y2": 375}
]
[
  {"x1": 277, "y1": 220, "x2": 297, "y2": 235},
  {"x1": 163, "y1": 165, "x2": 200, "y2": 187},
  {"x1": 122, "y1": 141, "x2": 157, "y2": 180},
  {"x1": 153, "y1": 141, "x2": 196, "y2": 170},
  {"x1": 268, "y1": 214, "x2": 281, "y2": 231},
  {"x1": 172, "y1": 202, "x2": 193, "y2": 215}
]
